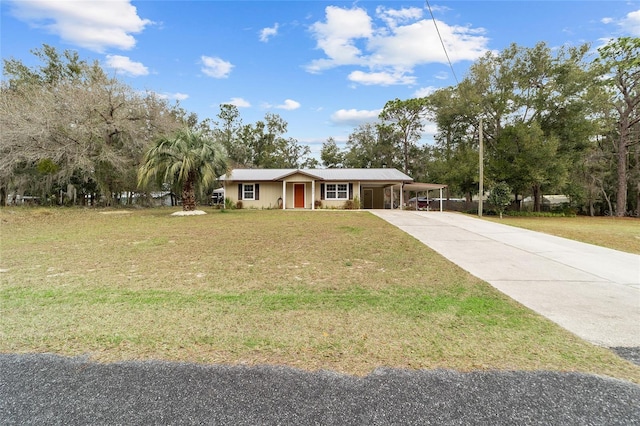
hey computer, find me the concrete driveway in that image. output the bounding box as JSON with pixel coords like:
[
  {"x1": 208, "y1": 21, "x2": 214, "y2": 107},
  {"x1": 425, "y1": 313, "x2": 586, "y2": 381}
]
[{"x1": 370, "y1": 210, "x2": 640, "y2": 349}]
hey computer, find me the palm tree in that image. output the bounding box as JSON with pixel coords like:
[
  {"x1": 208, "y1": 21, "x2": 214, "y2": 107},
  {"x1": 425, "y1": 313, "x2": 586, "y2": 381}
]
[{"x1": 138, "y1": 128, "x2": 228, "y2": 211}]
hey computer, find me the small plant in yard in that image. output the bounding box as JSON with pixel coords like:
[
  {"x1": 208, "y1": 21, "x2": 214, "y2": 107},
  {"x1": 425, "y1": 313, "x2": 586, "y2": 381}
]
[
  {"x1": 343, "y1": 197, "x2": 360, "y2": 210},
  {"x1": 314, "y1": 199, "x2": 322, "y2": 209},
  {"x1": 235, "y1": 200, "x2": 243, "y2": 209},
  {"x1": 224, "y1": 197, "x2": 234, "y2": 210},
  {"x1": 488, "y1": 181, "x2": 511, "y2": 219}
]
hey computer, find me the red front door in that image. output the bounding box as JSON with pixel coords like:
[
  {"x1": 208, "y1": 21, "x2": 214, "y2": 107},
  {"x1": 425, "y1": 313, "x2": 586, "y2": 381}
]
[{"x1": 294, "y1": 184, "x2": 305, "y2": 208}]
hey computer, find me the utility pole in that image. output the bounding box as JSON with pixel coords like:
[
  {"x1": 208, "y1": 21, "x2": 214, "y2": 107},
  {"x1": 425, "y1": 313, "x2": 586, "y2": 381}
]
[{"x1": 478, "y1": 117, "x2": 483, "y2": 217}]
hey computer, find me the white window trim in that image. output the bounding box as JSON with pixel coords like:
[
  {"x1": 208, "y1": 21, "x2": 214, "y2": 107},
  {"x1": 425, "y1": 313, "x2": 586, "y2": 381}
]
[
  {"x1": 243, "y1": 183, "x2": 255, "y2": 200},
  {"x1": 325, "y1": 182, "x2": 349, "y2": 200}
]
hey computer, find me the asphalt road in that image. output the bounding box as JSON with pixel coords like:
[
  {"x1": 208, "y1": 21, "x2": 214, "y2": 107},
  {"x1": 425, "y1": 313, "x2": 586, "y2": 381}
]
[{"x1": 1, "y1": 354, "x2": 639, "y2": 425}]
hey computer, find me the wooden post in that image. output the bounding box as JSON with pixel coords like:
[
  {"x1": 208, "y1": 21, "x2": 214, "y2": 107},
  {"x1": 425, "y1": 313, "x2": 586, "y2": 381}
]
[{"x1": 479, "y1": 117, "x2": 484, "y2": 217}]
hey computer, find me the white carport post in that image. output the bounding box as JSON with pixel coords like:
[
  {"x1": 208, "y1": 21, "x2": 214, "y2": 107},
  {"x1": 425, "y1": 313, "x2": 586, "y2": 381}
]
[
  {"x1": 390, "y1": 185, "x2": 394, "y2": 209},
  {"x1": 400, "y1": 183, "x2": 404, "y2": 209},
  {"x1": 311, "y1": 181, "x2": 315, "y2": 210},
  {"x1": 439, "y1": 187, "x2": 443, "y2": 212},
  {"x1": 282, "y1": 180, "x2": 286, "y2": 210}
]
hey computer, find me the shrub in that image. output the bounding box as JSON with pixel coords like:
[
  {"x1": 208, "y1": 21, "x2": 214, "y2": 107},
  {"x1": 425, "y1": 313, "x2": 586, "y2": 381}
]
[
  {"x1": 352, "y1": 195, "x2": 360, "y2": 210},
  {"x1": 236, "y1": 200, "x2": 243, "y2": 209},
  {"x1": 488, "y1": 182, "x2": 512, "y2": 219},
  {"x1": 504, "y1": 211, "x2": 570, "y2": 217},
  {"x1": 314, "y1": 199, "x2": 322, "y2": 209},
  {"x1": 224, "y1": 197, "x2": 234, "y2": 210}
]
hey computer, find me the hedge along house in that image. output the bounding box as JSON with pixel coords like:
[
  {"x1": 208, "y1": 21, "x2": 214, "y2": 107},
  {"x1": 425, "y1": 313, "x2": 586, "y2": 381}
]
[{"x1": 219, "y1": 168, "x2": 417, "y2": 210}]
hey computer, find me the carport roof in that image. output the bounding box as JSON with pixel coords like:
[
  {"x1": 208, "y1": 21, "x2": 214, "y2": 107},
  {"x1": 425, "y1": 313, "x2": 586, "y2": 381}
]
[{"x1": 403, "y1": 182, "x2": 448, "y2": 191}]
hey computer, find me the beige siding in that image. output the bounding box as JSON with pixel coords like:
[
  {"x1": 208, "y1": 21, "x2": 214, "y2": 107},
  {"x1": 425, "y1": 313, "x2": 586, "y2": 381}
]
[
  {"x1": 320, "y1": 199, "x2": 347, "y2": 209},
  {"x1": 255, "y1": 183, "x2": 283, "y2": 208},
  {"x1": 283, "y1": 172, "x2": 316, "y2": 182},
  {"x1": 317, "y1": 181, "x2": 360, "y2": 209},
  {"x1": 224, "y1": 179, "x2": 365, "y2": 209},
  {"x1": 225, "y1": 182, "x2": 283, "y2": 209}
]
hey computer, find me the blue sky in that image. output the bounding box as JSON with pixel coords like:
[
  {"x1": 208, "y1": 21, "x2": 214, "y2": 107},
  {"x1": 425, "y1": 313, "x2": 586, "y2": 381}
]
[{"x1": 2, "y1": 1, "x2": 639, "y2": 159}]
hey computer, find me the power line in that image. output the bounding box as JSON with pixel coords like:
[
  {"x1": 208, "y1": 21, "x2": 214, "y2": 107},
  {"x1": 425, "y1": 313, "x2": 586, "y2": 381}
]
[
  {"x1": 425, "y1": 0, "x2": 459, "y2": 84},
  {"x1": 425, "y1": 1, "x2": 481, "y2": 216}
]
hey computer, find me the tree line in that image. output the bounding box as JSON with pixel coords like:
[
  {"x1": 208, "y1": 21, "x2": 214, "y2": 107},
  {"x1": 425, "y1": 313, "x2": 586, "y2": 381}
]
[
  {"x1": 0, "y1": 45, "x2": 316, "y2": 207},
  {"x1": 2, "y1": 39, "x2": 638, "y2": 216},
  {"x1": 322, "y1": 38, "x2": 639, "y2": 217}
]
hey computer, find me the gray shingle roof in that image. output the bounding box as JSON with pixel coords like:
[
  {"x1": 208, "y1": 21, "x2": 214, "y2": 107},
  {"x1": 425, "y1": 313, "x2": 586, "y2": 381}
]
[{"x1": 220, "y1": 168, "x2": 413, "y2": 182}]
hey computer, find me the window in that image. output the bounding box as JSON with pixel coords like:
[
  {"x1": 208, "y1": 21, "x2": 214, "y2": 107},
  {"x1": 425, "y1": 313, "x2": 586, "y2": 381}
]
[
  {"x1": 243, "y1": 184, "x2": 255, "y2": 200},
  {"x1": 325, "y1": 183, "x2": 348, "y2": 200},
  {"x1": 238, "y1": 183, "x2": 259, "y2": 200}
]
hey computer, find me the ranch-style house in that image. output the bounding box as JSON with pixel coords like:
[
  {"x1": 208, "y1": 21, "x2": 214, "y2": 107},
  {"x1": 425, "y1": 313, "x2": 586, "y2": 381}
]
[{"x1": 219, "y1": 168, "x2": 447, "y2": 210}]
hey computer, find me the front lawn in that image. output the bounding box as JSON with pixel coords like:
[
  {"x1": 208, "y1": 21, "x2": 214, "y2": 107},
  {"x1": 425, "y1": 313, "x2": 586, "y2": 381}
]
[
  {"x1": 1, "y1": 207, "x2": 638, "y2": 383},
  {"x1": 482, "y1": 215, "x2": 640, "y2": 254}
]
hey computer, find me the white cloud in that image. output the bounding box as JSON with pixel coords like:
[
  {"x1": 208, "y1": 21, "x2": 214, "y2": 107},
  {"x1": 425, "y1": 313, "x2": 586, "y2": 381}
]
[
  {"x1": 7, "y1": 0, "x2": 151, "y2": 52},
  {"x1": 421, "y1": 122, "x2": 439, "y2": 140},
  {"x1": 105, "y1": 55, "x2": 148, "y2": 76},
  {"x1": 348, "y1": 70, "x2": 416, "y2": 86},
  {"x1": 434, "y1": 71, "x2": 449, "y2": 80},
  {"x1": 276, "y1": 99, "x2": 301, "y2": 110},
  {"x1": 227, "y1": 97, "x2": 251, "y2": 108},
  {"x1": 156, "y1": 92, "x2": 189, "y2": 101},
  {"x1": 367, "y1": 20, "x2": 487, "y2": 67},
  {"x1": 306, "y1": 5, "x2": 488, "y2": 86},
  {"x1": 619, "y1": 9, "x2": 640, "y2": 36},
  {"x1": 330, "y1": 108, "x2": 381, "y2": 126},
  {"x1": 306, "y1": 6, "x2": 373, "y2": 73},
  {"x1": 201, "y1": 56, "x2": 234, "y2": 78},
  {"x1": 413, "y1": 86, "x2": 437, "y2": 98},
  {"x1": 375, "y1": 6, "x2": 423, "y2": 29},
  {"x1": 601, "y1": 17, "x2": 614, "y2": 24},
  {"x1": 259, "y1": 23, "x2": 279, "y2": 42}
]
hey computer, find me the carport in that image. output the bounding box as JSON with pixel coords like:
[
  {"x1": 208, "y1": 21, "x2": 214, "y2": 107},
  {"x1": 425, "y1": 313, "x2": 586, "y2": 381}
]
[{"x1": 402, "y1": 182, "x2": 448, "y2": 211}]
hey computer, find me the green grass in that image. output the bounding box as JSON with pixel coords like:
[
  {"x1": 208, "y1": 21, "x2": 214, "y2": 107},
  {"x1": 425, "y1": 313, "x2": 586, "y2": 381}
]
[
  {"x1": 482, "y1": 215, "x2": 640, "y2": 254},
  {"x1": 1, "y1": 207, "x2": 639, "y2": 383}
]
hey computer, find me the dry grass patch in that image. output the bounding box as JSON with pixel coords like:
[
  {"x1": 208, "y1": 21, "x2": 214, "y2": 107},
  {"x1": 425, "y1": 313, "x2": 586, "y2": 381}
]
[
  {"x1": 1, "y1": 207, "x2": 639, "y2": 383},
  {"x1": 482, "y1": 215, "x2": 640, "y2": 254}
]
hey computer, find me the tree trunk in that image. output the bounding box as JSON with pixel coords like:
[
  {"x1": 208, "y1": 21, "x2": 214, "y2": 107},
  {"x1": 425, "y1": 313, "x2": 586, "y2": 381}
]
[
  {"x1": 402, "y1": 136, "x2": 409, "y2": 174},
  {"x1": 636, "y1": 181, "x2": 640, "y2": 217},
  {"x1": 181, "y1": 175, "x2": 196, "y2": 211},
  {"x1": 601, "y1": 184, "x2": 613, "y2": 216},
  {"x1": 615, "y1": 131, "x2": 628, "y2": 217},
  {"x1": 532, "y1": 184, "x2": 541, "y2": 212},
  {"x1": 636, "y1": 148, "x2": 640, "y2": 217}
]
